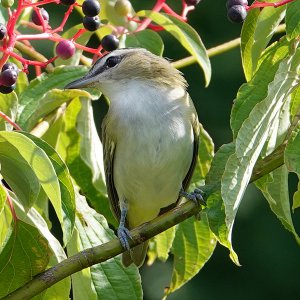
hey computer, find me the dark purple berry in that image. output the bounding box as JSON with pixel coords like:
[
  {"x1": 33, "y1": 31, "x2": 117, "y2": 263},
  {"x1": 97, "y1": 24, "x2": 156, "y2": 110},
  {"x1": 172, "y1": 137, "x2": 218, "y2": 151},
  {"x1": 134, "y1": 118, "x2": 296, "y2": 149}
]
[
  {"x1": 0, "y1": 69, "x2": 18, "y2": 86},
  {"x1": 0, "y1": 23, "x2": 7, "y2": 40},
  {"x1": 0, "y1": 83, "x2": 16, "y2": 94},
  {"x1": 82, "y1": 0, "x2": 100, "y2": 17},
  {"x1": 56, "y1": 40, "x2": 75, "y2": 60},
  {"x1": 31, "y1": 8, "x2": 49, "y2": 26},
  {"x1": 60, "y1": 0, "x2": 76, "y2": 5},
  {"x1": 226, "y1": 0, "x2": 248, "y2": 9},
  {"x1": 2, "y1": 62, "x2": 19, "y2": 74},
  {"x1": 101, "y1": 35, "x2": 119, "y2": 51},
  {"x1": 227, "y1": 5, "x2": 247, "y2": 23},
  {"x1": 82, "y1": 16, "x2": 100, "y2": 31},
  {"x1": 185, "y1": 0, "x2": 201, "y2": 6}
]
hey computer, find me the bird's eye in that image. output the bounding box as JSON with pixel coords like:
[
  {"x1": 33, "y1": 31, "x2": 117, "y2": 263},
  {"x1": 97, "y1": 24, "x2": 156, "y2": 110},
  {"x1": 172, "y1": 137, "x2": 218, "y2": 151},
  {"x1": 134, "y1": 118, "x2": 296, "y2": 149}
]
[{"x1": 106, "y1": 56, "x2": 120, "y2": 68}]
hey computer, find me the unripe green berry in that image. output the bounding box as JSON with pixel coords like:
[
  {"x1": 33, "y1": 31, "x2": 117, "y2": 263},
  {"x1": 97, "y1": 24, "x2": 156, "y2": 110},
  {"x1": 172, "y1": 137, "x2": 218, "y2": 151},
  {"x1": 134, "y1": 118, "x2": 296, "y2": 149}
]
[
  {"x1": 1, "y1": 0, "x2": 14, "y2": 8},
  {"x1": 114, "y1": 0, "x2": 132, "y2": 16}
]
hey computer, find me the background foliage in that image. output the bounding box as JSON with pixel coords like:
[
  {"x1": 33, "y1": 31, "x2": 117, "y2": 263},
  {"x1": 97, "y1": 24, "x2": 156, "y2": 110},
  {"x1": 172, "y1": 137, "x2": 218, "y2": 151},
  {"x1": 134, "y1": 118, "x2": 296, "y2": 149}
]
[{"x1": 0, "y1": 0, "x2": 300, "y2": 299}]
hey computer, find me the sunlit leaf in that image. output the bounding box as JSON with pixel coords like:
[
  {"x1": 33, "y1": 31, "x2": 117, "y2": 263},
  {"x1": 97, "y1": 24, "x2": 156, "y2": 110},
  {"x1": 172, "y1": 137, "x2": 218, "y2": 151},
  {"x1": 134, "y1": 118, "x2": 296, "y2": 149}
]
[
  {"x1": 20, "y1": 132, "x2": 76, "y2": 245},
  {"x1": 222, "y1": 50, "x2": 300, "y2": 252},
  {"x1": 231, "y1": 38, "x2": 290, "y2": 137},
  {"x1": 241, "y1": 4, "x2": 285, "y2": 81}
]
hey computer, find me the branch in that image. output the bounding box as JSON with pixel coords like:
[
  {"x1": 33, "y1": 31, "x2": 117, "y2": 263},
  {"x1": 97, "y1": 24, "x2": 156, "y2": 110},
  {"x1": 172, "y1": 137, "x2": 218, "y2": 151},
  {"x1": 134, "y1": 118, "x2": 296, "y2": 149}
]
[{"x1": 3, "y1": 136, "x2": 290, "y2": 300}]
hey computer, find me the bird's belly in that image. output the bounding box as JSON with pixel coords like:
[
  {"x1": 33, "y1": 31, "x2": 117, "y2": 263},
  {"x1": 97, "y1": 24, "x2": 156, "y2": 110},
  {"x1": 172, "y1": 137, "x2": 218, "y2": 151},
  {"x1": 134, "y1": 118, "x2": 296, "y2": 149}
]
[{"x1": 113, "y1": 119, "x2": 193, "y2": 227}]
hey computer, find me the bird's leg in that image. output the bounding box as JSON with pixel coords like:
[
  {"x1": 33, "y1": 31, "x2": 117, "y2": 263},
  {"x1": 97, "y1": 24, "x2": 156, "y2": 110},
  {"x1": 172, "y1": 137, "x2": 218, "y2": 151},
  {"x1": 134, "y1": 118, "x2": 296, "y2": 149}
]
[
  {"x1": 117, "y1": 204, "x2": 132, "y2": 251},
  {"x1": 179, "y1": 187, "x2": 206, "y2": 207}
]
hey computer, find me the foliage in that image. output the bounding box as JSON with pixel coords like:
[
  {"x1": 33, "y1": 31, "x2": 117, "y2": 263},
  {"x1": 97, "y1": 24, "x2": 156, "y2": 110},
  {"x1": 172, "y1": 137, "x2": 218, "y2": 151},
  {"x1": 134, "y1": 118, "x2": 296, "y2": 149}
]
[{"x1": 0, "y1": 0, "x2": 300, "y2": 299}]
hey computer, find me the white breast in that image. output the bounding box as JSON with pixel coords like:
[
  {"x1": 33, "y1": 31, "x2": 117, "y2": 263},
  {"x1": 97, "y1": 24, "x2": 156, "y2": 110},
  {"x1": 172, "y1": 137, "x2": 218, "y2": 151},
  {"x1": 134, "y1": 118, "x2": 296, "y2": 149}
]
[{"x1": 105, "y1": 80, "x2": 195, "y2": 228}]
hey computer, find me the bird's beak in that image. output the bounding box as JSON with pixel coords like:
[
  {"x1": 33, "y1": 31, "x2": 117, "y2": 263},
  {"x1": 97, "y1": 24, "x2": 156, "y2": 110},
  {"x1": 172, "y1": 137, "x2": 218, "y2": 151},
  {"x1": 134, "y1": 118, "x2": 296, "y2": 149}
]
[{"x1": 64, "y1": 72, "x2": 96, "y2": 89}]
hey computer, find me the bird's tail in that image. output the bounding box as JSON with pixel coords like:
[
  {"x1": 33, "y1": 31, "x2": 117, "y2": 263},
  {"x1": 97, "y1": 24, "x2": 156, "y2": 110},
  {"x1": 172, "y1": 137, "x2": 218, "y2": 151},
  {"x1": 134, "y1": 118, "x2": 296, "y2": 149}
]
[{"x1": 122, "y1": 241, "x2": 149, "y2": 268}]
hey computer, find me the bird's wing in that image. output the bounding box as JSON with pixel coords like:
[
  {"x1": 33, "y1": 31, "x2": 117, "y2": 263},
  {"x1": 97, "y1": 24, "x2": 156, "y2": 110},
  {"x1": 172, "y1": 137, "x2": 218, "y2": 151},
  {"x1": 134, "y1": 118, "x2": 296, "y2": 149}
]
[
  {"x1": 182, "y1": 94, "x2": 200, "y2": 191},
  {"x1": 102, "y1": 118, "x2": 121, "y2": 222}
]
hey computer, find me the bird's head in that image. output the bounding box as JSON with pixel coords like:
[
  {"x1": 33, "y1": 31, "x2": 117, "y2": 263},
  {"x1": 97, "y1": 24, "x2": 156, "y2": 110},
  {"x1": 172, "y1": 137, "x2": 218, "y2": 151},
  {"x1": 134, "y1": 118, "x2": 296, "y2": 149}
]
[{"x1": 65, "y1": 48, "x2": 187, "y2": 93}]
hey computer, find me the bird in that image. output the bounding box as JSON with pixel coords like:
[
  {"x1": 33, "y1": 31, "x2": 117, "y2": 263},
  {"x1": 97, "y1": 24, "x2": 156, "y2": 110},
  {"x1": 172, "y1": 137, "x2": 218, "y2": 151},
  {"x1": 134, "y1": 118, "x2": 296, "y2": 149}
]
[{"x1": 65, "y1": 48, "x2": 203, "y2": 267}]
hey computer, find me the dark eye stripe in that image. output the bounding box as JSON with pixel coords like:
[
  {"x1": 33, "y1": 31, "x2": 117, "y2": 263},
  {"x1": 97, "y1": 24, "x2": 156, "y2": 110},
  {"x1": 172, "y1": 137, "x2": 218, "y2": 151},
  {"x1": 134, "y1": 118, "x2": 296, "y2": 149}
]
[{"x1": 89, "y1": 54, "x2": 123, "y2": 76}]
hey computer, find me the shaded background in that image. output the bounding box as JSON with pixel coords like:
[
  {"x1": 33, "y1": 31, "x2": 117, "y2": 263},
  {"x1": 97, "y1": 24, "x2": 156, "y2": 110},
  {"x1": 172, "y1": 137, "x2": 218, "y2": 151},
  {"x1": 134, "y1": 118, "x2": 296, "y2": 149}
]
[{"x1": 41, "y1": 0, "x2": 300, "y2": 299}]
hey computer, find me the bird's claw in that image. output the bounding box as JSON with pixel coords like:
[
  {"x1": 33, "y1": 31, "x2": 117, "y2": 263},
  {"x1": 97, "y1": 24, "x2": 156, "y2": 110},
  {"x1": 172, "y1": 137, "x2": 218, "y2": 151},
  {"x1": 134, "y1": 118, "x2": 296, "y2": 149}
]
[
  {"x1": 180, "y1": 188, "x2": 206, "y2": 207},
  {"x1": 117, "y1": 225, "x2": 132, "y2": 251}
]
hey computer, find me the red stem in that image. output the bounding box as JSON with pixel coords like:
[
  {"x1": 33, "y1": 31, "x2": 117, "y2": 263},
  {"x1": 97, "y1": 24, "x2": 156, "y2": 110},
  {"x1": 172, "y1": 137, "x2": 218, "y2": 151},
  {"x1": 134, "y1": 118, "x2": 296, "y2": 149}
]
[
  {"x1": 135, "y1": 0, "x2": 166, "y2": 32},
  {"x1": 247, "y1": 0, "x2": 295, "y2": 10},
  {"x1": 50, "y1": 4, "x2": 74, "y2": 34},
  {"x1": 0, "y1": 111, "x2": 22, "y2": 131},
  {"x1": 6, "y1": 190, "x2": 18, "y2": 223},
  {"x1": 162, "y1": 3, "x2": 187, "y2": 21}
]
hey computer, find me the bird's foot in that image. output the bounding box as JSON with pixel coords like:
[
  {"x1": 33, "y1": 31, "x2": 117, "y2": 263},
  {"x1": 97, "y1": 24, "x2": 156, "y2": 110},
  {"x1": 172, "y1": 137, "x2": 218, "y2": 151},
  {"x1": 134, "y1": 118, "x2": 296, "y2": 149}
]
[
  {"x1": 180, "y1": 188, "x2": 206, "y2": 207},
  {"x1": 117, "y1": 224, "x2": 132, "y2": 251}
]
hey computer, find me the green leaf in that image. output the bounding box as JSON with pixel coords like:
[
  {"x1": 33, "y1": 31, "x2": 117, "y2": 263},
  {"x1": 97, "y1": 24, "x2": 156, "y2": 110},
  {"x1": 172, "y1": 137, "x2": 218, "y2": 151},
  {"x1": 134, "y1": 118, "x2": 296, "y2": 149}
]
[
  {"x1": 0, "y1": 5, "x2": 7, "y2": 23},
  {"x1": 57, "y1": 98, "x2": 117, "y2": 227},
  {"x1": 152, "y1": 226, "x2": 176, "y2": 263},
  {"x1": 0, "y1": 92, "x2": 18, "y2": 131},
  {"x1": 241, "y1": 3, "x2": 285, "y2": 81},
  {"x1": 0, "y1": 221, "x2": 51, "y2": 298},
  {"x1": 68, "y1": 194, "x2": 142, "y2": 300},
  {"x1": 255, "y1": 166, "x2": 300, "y2": 244},
  {"x1": 136, "y1": 10, "x2": 211, "y2": 86},
  {"x1": 286, "y1": 0, "x2": 300, "y2": 40},
  {"x1": 204, "y1": 143, "x2": 240, "y2": 265},
  {"x1": 285, "y1": 124, "x2": 300, "y2": 210},
  {"x1": 0, "y1": 132, "x2": 61, "y2": 217},
  {"x1": 55, "y1": 24, "x2": 93, "y2": 67},
  {"x1": 20, "y1": 132, "x2": 76, "y2": 245},
  {"x1": 191, "y1": 124, "x2": 214, "y2": 187},
  {"x1": 17, "y1": 66, "x2": 90, "y2": 130},
  {"x1": 231, "y1": 38, "x2": 290, "y2": 137},
  {"x1": 222, "y1": 50, "x2": 300, "y2": 251},
  {"x1": 290, "y1": 85, "x2": 300, "y2": 117},
  {"x1": 166, "y1": 213, "x2": 216, "y2": 296},
  {"x1": 0, "y1": 184, "x2": 6, "y2": 218},
  {"x1": 125, "y1": 29, "x2": 164, "y2": 56}
]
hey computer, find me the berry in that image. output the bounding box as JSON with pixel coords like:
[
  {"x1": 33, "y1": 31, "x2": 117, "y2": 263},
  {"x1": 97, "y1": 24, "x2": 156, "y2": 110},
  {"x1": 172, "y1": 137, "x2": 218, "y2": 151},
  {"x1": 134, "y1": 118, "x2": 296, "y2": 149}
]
[
  {"x1": 60, "y1": 0, "x2": 76, "y2": 5},
  {"x1": 82, "y1": 0, "x2": 100, "y2": 17},
  {"x1": 31, "y1": 8, "x2": 49, "y2": 26},
  {"x1": 0, "y1": 23, "x2": 7, "y2": 40},
  {"x1": 0, "y1": 69, "x2": 18, "y2": 87},
  {"x1": 56, "y1": 40, "x2": 76, "y2": 60},
  {"x1": 226, "y1": 0, "x2": 248, "y2": 9},
  {"x1": 114, "y1": 0, "x2": 132, "y2": 16},
  {"x1": 101, "y1": 35, "x2": 119, "y2": 51},
  {"x1": 0, "y1": 84, "x2": 16, "y2": 94},
  {"x1": 185, "y1": 0, "x2": 201, "y2": 6},
  {"x1": 227, "y1": 5, "x2": 247, "y2": 23},
  {"x1": 1, "y1": 0, "x2": 14, "y2": 8},
  {"x1": 82, "y1": 16, "x2": 100, "y2": 31},
  {"x1": 2, "y1": 62, "x2": 19, "y2": 74}
]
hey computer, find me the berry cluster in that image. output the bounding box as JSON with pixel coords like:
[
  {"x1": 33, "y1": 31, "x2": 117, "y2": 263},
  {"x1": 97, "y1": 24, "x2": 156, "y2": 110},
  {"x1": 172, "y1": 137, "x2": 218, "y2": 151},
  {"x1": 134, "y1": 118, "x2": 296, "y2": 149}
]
[
  {"x1": 0, "y1": 0, "x2": 203, "y2": 95},
  {"x1": 227, "y1": 0, "x2": 248, "y2": 23},
  {"x1": 0, "y1": 63, "x2": 19, "y2": 94},
  {"x1": 82, "y1": 0, "x2": 101, "y2": 31}
]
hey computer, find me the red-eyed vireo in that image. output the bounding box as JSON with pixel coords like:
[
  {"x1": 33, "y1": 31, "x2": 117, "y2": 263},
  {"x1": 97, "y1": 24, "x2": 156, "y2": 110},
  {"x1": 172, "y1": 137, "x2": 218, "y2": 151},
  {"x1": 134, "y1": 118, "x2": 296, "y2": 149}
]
[{"x1": 65, "y1": 48, "x2": 203, "y2": 267}]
